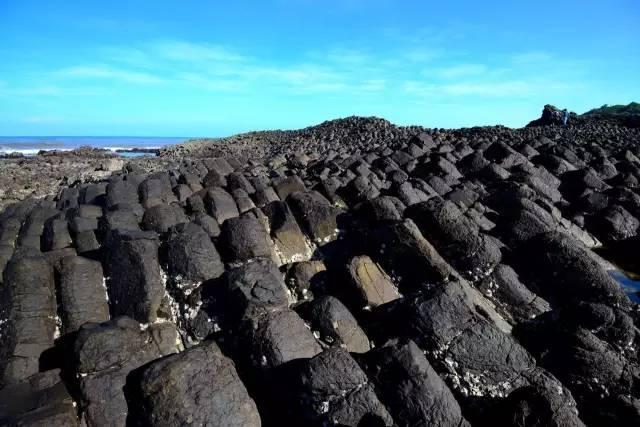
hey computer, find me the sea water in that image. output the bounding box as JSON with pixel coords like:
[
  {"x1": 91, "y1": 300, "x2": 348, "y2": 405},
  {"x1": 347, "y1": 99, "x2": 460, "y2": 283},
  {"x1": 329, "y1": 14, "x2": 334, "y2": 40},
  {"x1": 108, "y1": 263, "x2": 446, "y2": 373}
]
[
  {"x1": 0, "y1": 136, "x2": 188, "y2": 157},
  {"x1": 608, "y1": 270, "x2": 640, "y2": 303}
]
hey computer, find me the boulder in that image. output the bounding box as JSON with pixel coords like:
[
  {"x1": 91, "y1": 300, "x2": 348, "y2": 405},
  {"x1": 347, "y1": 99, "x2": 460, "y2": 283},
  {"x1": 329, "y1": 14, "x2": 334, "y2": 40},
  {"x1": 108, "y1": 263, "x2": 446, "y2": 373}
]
[
  {"x1": 103, "y1": 230, "x2": 164, "y2": 323},
  {"x1": 514, "y1": 231, "x2": 630, "y2": 307},
  {"x1": 224, "y1": 259, "x2": 290, "y2": 318},
  {"x1": 406, "y1": 198, "x2": 502, "y2": 278},
  {"x1": 42, "y1": 218, "x2": 73, "y2": 251},
  {"x1": 58, "y1": 256, "x2": 110, "y2": 334},
  {"x1": 241, "y1": 308, "x2": 322, "y2": 370},
  {"x1": 141, "y1": 203, "x2": 188, "y2": 233},
  {"x1": 128, "y1": 340, "x2": 261, "y2": 427},
  {"x1": 205, "y1": 186, "x2": 239, "y2": 224},
  {"x1": 262, "y1": 201, "x2": 312, "y2": 265},
  {"x1": 287, "y1": 348, "x2": 393, "y2": 426},
  {"x1": 273, "y1": 175, "x2": 307, "y2": 200},
  {"x1": 287, "y1": 191, "x2": 342, "y2": 243},
  {"x1": 0, "y1": 249, "x2": 56, "y2": 385},
  {"x1": 105, "y1": 179, "x2": 139, "y2": 209},
  {"x1": 298, "y1": 296, "x2": 370, "y2": 353},
  {"x1": 219, "y1": 214, "x2": 275, "y2": 263},
  {"x1": 0, "y1": 369, "x2": 78, "y2": 426},
  {"x1": 166, "y1": 222, "x2": 224, "y2": 283},
  {"x1": 346, "y1": 255, "x2": 400, "y2": 308},
  {"x1": 370, "y1": 219, "x2": 455, "y2": 290},
  {"x1": 360, "y1": 339, "x2": 469, "y2": 427},
  {"x1": 73, "y1": 317, "x2": 180, "y2": 427}
]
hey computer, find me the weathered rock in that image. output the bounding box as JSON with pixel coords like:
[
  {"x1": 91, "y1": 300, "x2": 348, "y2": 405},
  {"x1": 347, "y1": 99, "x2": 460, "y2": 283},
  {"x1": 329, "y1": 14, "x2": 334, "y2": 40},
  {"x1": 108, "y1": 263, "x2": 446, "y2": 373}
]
[
  {"x1": 225, "y1": 259, "x2": 290, "y2": 318},
  {"x1": 58, "y1": 256, "x2": 110, "y2": 334},
  {"x1": 370, "y1": 219, "x2": 455, "y2": 290},
  {"x1": 73, "y1": 317, "x2": 180, "y2": 427},
  {"x1": 205, "y1": 186, "x2": 239, "y2": 224},
  {"x1": 219, "y1": 214, "x2": 275, "y2": 263},
  {"x1": 346, "y1": 255, "x2": 400, "y2": 308},
  {"x1": 287, "y1": 348, "x2": 394, "y2": 426},
  {"x1": 106, "y1": 179, "x2": 139, "y2": 209},
  {"x1": 0, "y1": 369, "x2": 78, "y2": 426},
  {"x1": 360, "y1": 339, "x2": 469, "y2": 427},
  {"x1": 273, "y1": 175, "x2": 307, "y2": 200},
  {"x1": 42, "y1": 218, "x2": 73, "y2": 251},
  {"x1": 141, "y1": 203, "x2": 188, "y2": 233},
  {"x1": 287, "y1": 191, "x2": 342, "y2": 243},
  {"x1": 479, "y1": 264, "x2": 550, "y2": 324},
  {"x1": 103, "y1": 230, "x2": 163, "y2": 323},
  {"x1": 166, "y1": 222, "x2": 224, "y2": 283},
  {"x1": 129, "y1": 340, "x2": 261, "y2": 427},
  {"x1": 241, "y1": 308, "x2": 322, "y2": 370},
  {"x1": 514, "y1": 231, "x2": 630, "y2": 307},
  {"x1": 284, "y1": 260, "x2": 327, "y2": 300},
  {"x1": 262, "y1": 201, "x2": 312, "y2": 265},
  {"x1": 406, "y1": 198, "x2": 502, "y2": 278},
  {"x1": 0, "y1": 249, "x2": 56, "y2": 385},
  {"x1": 298, "y1": 296, "x2": 370, "y2": 353}
]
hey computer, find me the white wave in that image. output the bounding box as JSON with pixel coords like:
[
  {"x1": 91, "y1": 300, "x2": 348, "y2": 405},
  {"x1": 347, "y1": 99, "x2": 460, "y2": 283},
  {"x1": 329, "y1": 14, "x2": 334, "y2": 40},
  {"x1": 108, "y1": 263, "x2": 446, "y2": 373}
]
[
  {"x1": 102, "y1": 146, "x2": 161, "y2": 152},
  {"x1": 0, "y1": 147, "x2": 72, "y2": 155}
]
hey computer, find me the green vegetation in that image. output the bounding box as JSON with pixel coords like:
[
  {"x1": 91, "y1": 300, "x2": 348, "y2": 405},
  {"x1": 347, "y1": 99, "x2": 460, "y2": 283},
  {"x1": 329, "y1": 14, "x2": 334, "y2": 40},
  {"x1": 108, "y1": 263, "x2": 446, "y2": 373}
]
[{"x1": 584, "y1": 102, "x2": 640, "y2": 116}]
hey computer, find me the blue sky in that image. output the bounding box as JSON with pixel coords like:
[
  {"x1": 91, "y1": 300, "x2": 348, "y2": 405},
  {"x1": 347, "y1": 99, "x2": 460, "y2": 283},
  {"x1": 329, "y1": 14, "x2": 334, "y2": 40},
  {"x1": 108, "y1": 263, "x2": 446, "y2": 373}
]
[{"x1": 0, "y1": 0, "x2": 638, "y2": 136}]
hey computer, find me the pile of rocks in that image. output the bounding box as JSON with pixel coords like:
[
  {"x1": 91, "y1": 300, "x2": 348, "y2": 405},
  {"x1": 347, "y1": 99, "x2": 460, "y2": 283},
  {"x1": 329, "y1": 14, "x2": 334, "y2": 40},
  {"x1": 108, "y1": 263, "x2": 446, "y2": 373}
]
[{"x1": 1, "y1": 115, "x2": 640, "y2": 426}]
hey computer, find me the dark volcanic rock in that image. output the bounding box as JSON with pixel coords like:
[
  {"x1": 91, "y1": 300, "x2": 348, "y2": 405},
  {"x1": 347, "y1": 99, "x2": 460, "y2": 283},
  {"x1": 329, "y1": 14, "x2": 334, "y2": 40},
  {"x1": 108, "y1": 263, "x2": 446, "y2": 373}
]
[
  {"x1": 241, "y1": 307, "x2": 322, "y2": 370},
  {"x1": 298, "y1": 295, "x2": 370, "y2": 353},
  {"x1": 224, "y1": 258, "x2": 290, "y2": 318},
  {"x1": 287, "y1": 190, "x2": 342, "y2": 243},
  {"x1": 514, "y1": 231, "x2": 630, "y2": 307},
  {"x1": 104, "y1": 230, "x2": 164, "y2": 323},
  {"x1": 58, "y1": 255, "x2": 110, "y2": 333},
  {"x1": 141, "y1": 203, "x2": 188, "y2": 233},
  {"x1": 359, "y1": 339, "x2": 469, "y2": 427},
  {"x1": 219, "y1": 214, "x2": 276, "y2": 263},
  {"x1": 166, "y1": 222, "x2": 224, "y2": 283},
  {"x1": 286, "y1": 347, "x2": 394, "y2": 426},
  {"x1": 406, "y1": 198, "x2": 502, "y2": 278},
  {"x1": 73, "y1": 317, "x2": 180, "y2": 426},
  {"x1": 128, "y1": 340, "x2": 261, "y2": 427},
  {"x1": 2, "y1": 114, "x2": 640, "y2": 425},
  {"x1": 0, "y1": 249, "x2": 56, "y2": 386}
]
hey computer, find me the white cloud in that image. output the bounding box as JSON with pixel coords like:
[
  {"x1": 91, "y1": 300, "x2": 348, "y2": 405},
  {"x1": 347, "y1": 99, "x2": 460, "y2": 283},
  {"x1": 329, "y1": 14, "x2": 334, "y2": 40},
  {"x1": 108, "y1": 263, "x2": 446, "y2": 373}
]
[
  {"x1": 403, "y1": 80, "x2": 536, "y2": 97},
  {"x1": 57, "y1": 65, "x2": 165, "y2": 84},
  {"x1": 176, "y1": 72, "x2": 246, "y2": 92},
  {"x1": 152, "y1": 41, "x2": 246, "y2": 63},
  {"x1": 359, "y1": 79, "x2": 386, "y2": 92},
  {"x1": 429, "y1": 63, "x2": 488, "y2": 79}
]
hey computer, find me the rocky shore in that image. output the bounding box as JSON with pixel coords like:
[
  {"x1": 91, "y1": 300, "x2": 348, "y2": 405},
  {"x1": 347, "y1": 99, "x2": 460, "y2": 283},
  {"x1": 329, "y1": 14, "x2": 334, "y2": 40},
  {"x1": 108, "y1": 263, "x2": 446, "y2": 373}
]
[{"x1": 1, "y1": 110, "x2": 640, "y2": 426}]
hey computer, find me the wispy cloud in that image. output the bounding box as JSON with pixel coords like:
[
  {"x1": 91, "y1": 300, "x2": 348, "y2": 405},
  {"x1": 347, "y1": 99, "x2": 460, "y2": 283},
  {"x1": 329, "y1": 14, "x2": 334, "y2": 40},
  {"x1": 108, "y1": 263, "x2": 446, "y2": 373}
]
[
  {"x1": 403, "y1": 80, "x2": 536, "y2": 97},
  {"x1": 430, "y1": 63, "x2": 488, "y2": 79},
  {"x1": 152, "y1": 41, "x2": 246, "y2": 63},
  {"x1": 57, "y1": 65, "x2": 165, "y2": 84},
  {"x1": 512, "y1": 51, "x2": 553, "y2": 64},
  {"x1": 5, "y1": 38, "x2": 584, "y2": 105},
  {"x1": 176, "y1": 72, "x2": 246, "y2": 92}
]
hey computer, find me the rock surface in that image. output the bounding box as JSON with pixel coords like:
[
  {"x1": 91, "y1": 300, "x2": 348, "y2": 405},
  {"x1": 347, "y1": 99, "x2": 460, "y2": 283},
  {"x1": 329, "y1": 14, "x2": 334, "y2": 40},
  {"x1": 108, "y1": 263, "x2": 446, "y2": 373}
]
[{"x1": 1, "y1": 114, "x2": 640, "y2": 425}]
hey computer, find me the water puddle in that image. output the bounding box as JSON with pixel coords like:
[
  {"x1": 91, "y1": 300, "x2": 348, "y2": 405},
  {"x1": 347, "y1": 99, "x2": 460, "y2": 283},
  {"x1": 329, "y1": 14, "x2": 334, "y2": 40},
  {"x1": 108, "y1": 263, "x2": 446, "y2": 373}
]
[{"x1": 607, "y1": 270, "x2": 640, "y2": 303}]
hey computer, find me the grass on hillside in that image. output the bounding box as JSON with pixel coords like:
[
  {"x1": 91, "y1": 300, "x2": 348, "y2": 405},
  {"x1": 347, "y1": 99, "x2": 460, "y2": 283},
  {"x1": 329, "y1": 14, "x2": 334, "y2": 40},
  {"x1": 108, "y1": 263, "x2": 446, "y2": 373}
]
[{"x1": 584, "y1": 102, "x2": 640, "y2": 116}]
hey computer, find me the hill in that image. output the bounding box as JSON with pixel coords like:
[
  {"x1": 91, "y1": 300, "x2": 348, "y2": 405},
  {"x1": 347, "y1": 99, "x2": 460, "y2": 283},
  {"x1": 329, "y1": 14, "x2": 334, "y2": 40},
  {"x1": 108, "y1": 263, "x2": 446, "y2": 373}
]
[{"x1": 584, "y1": 102, "x2": 640, "y2": 116}]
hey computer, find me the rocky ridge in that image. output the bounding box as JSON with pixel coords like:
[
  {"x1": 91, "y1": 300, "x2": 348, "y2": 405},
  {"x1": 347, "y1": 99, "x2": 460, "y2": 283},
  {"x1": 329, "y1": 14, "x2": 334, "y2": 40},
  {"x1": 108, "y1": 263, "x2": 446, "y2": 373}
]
[{"x1": 1, "y1": 113, "x2": 640, "y2": 426}]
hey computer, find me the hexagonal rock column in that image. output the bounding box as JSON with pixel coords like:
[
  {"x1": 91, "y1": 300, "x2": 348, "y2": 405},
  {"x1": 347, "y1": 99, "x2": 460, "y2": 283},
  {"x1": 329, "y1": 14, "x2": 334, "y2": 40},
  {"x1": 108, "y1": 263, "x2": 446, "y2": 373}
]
[
  {"x1": 128, "y1": 340, "x2": 261, "y2": 427},
  {"x1": 103, "y1": 230, "x2": 164, "y2": 323}
]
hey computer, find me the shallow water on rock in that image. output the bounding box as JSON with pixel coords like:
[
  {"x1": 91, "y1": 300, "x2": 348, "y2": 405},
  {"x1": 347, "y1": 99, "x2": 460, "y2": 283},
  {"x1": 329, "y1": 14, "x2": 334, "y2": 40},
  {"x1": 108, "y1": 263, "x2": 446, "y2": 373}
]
[{"x1": 608, "y1": 270, "x2": 640, "y2": 303}]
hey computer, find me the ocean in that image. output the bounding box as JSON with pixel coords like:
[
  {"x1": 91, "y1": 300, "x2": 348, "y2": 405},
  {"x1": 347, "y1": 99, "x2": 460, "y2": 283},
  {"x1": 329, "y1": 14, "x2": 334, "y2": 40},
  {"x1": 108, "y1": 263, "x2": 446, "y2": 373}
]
[{"x1": 0, "y1": 136, "x2": 189, "y2": 157}]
